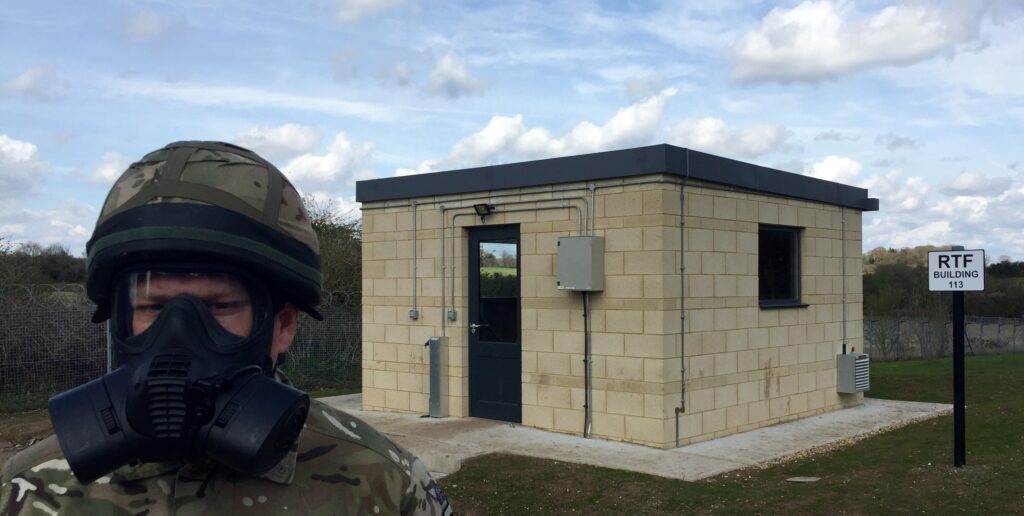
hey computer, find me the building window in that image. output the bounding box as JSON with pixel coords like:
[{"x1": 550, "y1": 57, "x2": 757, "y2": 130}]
[{"x1": 759, "y1": 225, "x2": 803, "y2": 308}]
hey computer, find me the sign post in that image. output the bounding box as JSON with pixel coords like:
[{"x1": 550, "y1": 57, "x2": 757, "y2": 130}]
[{"x1": 928, "y1": 246, "x2": 985, "y2": 468}]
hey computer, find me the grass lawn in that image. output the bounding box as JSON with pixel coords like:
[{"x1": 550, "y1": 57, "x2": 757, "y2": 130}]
[{"x1": 440, "y1": 354, "x2": 1024, "y2": 515}]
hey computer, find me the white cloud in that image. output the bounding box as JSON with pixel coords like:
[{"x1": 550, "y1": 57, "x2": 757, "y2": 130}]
[
  {"x1": 397, "y1": 88, "x2": 677, "y2": 175},
  {"x1": 930, "y1": 195, "x2": 989, "y2": 225},
  {"x1": 814, "y1": 129, "x2": 858, "y2": 142},
  {"x1": 103, "y1": 76, "x2": 401, "y2": 122},
  {"x1": 942, "y1": 171, "x2": 1012, "y2": 197},
  {"x1": 875, "y1": 132, "x2": 917, "y2": 150},
  {"x1": 236, "y1": 124, "x2": 322, "y2": 163},
  {"x1": 666, "y1": 117, "x2": 790, "y2": 158},
  {"x1": 125, "y1": 11, "x2": 172, "y2": 41},
  {"x1": 331, "y1": 48, "x2": 359, "y2": 82},
  {"x1": 0, "y1": 134, "x2": 48, "y2": 199},
  {"x1": 805, "y1": 155, "x2": 862, "y2": 183},
  {"x1": 0, "y1": 200, "x2": 96, "y2": 254},
  {"x1": 859, "y1": 169, "x2": 929, "y2": 212},
  {"x1": 333, "y1": 0, "x2": 404, "y2": 22},
  {"x1": 390, "y1": 62, "x2": 412, "y2": 86},
  {"x1": 90, "y1": 152, "x2": 130, "y2": 184},
  {"x1": 282, "y1": 133, "x2": 376, "y2": 190},
  {"x1": 426, "y1": 51, "x2": 484, "y2": 99},
  {"x1": 4, "y1": 66, "x2": 50, "y2": 98},
  {"x1": 730, "y1": 1, "x2": 985, "y2": 82},
  {"x1": 304, "y1": 191, "x2": 361, "y2": 220}
]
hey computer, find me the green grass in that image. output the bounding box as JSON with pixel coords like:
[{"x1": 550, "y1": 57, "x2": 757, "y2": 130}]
[
  {"x1": 481, "y1": 266, "x2": 516, "y2": 276},
  {"x1": 441, "y1": 355, "x2": 1024, "y2": 515}
]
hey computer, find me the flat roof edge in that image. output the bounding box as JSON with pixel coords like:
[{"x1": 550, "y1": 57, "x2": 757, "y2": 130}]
[{"x1": 356, "y1": 144, "x2": 879, "y2": 211}]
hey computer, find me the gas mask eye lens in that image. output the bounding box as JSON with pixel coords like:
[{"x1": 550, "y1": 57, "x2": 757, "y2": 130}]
[{"x1": 125, "y1": 270, "x2": 256, "y2": 338}]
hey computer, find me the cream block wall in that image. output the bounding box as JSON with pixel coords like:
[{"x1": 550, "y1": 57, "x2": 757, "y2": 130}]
[{"x1": 360, "y1": 174, "x2": 865, "y2": 449}]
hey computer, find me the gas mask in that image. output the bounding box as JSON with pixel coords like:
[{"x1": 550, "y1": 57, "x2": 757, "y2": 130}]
[{"x1": 48, "y1": 268, "x2": 309, "y2": 483}]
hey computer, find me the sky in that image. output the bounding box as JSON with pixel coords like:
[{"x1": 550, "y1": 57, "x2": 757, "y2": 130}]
[{"x1": 2, "y1": 0, "x2": 1023, "y2": 260}]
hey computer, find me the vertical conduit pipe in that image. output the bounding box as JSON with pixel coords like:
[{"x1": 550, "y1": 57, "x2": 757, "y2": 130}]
[
  {"x1": 675, "y1": 156, "x2": 690, "y2": 447},
  {"x1": 584, "y1": 183, "x2": 597, "y2": 439},
  {"x1": 440, "y1": 205, "x2": 446, "y2": 337},
  {"x1": 583, "y1": 291, "x2": 592, "y2": 437},
  {"x1": 410, "y1": 201, "x2": 419, "y2": 320},
  {"x1": 841, "y1": 207, "x2": 848, "y2": 354}
]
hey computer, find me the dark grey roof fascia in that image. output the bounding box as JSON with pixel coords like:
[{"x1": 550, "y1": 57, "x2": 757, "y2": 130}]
[{"x1": 355, "y1": 144, "x2": 879, "y2": 211}]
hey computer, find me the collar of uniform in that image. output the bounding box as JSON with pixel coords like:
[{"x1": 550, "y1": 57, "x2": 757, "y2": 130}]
[{"x1": 108, "y1": 460, "x2": 182, "y2": 483}]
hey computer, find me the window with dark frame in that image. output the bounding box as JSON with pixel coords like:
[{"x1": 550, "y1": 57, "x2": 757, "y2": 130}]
[{"x1": 759, "y1": 225, "x2": 803, "y2": 308}]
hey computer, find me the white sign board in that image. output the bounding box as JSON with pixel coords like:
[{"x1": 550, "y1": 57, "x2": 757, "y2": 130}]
[{"x1": 928, "y1": 249, "x2": 985, "y2": 291}]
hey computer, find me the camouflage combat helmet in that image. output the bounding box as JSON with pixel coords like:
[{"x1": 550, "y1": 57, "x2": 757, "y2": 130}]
[{"x1": 85, "y1": 140, "x2": 322, "y2": 322}]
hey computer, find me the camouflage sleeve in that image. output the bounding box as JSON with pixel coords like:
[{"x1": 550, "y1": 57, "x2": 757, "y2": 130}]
[{"x1": 399, "y1": 455, "x2": 453, "y2": 516}]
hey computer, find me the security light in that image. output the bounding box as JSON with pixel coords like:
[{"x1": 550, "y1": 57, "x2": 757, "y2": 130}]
[{"x1": 473, "y1": 203, "x2": 494, "y2": 220}]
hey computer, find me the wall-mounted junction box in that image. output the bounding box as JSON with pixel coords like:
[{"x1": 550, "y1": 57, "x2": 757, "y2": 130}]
[
  {"x1": 836, "y1": 353, "x2": 870, "y2": 393},
  {"x1": 556, "y1": 236, "x2": 604, "y2": 291}
]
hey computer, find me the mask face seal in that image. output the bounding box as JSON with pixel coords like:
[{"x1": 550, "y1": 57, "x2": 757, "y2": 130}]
[{"x1": 48, "y1": 267, "x2": 309, "y2": 483}]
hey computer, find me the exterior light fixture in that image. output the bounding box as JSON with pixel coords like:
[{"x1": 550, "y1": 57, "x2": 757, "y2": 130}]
[{"x1": 473, "y1": 203, "x2": 494, "y2": 220}]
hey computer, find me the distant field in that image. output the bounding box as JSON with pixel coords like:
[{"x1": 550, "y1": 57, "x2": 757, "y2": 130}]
[{"x1": 481, "y1": 266, "x2": 516, "y2": 276}]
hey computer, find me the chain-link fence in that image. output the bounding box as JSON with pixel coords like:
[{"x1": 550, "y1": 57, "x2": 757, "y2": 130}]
[
  {"x1": 0, "y1": 284, "x2": 361, "y2": 412},
  {"x1": 864, "y1": 316, "x2": 1024, "y2": 361}
]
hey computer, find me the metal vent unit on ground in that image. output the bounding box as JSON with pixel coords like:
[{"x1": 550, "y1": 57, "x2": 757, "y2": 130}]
[
  {"x1": 556, "y1": 236, "x2": 604, "y2": 291},
  {"x1": 837, "y1": 353, "x2": 870, "y2": 393}
]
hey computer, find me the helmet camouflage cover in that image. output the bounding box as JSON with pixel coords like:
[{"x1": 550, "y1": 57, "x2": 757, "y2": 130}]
[{"x1": 86, "y1": 141, "x2": 322, "y2": 321}]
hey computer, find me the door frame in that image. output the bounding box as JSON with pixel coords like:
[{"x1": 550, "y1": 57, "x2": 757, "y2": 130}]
[{"x1": 467, "y1": 224, "x2": 522, "y2": 422}]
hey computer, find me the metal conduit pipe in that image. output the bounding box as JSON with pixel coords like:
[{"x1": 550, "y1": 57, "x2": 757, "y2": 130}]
[
  {"x1": 447, "y1": 202, "x2": 586, "y2": 320},
  {"x1": 362, "y1": 184, "x2": 596, "y2": 214},
  {"x1": 410, "y1": 201, "x2": 419, "y2": 320},
  {"x1": 841, "y1": 207, "x2": 848, "y2": 354},
  {"x1": 583, "y1": 291, "x2": 592, "y2": 437},
  {"x1": 440, "y1": 205, "x2": 446, "y2": 336},
  {"x1": 674, "y1": 153, "x2": 690, "y2": 448}
]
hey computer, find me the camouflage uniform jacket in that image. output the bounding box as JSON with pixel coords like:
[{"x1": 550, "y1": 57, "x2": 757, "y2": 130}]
[{"x1": 1, "y1": 399, "x2": 454, "y2": 515}]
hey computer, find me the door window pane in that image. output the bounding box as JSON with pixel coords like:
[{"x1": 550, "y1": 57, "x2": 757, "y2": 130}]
[
  {"x1": 479, "y1": 242, "x2": 518, "y2": 298},
  {"x1": 477, "y1": 240, "x2": 518, "y2": 342}
]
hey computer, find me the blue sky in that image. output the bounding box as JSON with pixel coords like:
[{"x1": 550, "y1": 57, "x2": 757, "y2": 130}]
[{"x1": 2, "y1": 0, "x2": 1023, "y2": 259}]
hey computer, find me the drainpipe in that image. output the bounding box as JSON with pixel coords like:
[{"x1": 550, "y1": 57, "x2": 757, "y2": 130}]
[{"x1": 410, "y1": 201, "x2": 419, "y2": 320}]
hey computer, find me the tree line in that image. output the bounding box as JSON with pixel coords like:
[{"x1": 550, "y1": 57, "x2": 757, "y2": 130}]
[
  {"x1": 863, "y1": 246, "x2": 1024, "y2": 319},
  {"x1": 0, "y1": 196, "x2": 361, "y2": 295},
  {"x1": 3, "y1": 233, "x2": 1021, "y2": 319}
]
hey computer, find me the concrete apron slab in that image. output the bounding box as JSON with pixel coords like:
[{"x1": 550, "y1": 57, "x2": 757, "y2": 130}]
[{"x1": 319, "y1": 396, "x2": 951, "y2": 481}]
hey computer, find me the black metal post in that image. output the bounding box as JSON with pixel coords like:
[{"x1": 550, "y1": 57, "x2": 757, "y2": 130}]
[{"x1": 952, "y1": 289, "x2": 966, "y2": 468}]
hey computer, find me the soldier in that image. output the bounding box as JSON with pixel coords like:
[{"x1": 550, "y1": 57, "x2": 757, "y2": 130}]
[{"x1": 0, "y1": 141, "x2": 453, "y2": 515}]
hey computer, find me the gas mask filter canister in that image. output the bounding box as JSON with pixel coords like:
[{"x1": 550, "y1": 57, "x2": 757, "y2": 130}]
[{"x1": 48, "y1": 269, "x2": 309, "y2": 483}]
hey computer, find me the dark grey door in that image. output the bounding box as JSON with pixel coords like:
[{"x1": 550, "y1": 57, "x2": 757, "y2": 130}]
[{"x1": 468, "y1": 225, "x2": 521, "y2": 423}]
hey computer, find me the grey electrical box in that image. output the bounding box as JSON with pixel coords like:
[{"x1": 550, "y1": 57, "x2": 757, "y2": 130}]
[
  {"x1": 837, "y1": 353, "x2": 870, "y2": 393},
  {"x1": 556, "y1": 236, "x2": 604, "y2": 291},
  {"x1": 427, "y1": 336, "x2": 449, "y2": 417}
]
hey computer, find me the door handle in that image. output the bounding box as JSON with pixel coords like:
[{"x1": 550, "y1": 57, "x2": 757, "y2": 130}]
[{"x1": 469, "y1": 323, "x2": 488, "y2": 334}]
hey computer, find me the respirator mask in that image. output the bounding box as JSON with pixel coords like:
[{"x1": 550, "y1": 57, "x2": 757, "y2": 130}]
[{"x1": 48, "y1": 267, "x2": 309, "y2": 483}]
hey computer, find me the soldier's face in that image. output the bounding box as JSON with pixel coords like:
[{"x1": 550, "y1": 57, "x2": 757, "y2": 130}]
[{"x1": 129, "y1": 272, "x2": 254, "y2": 337}]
